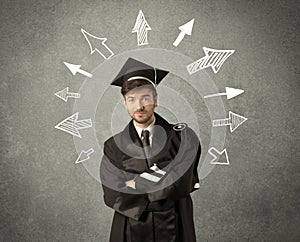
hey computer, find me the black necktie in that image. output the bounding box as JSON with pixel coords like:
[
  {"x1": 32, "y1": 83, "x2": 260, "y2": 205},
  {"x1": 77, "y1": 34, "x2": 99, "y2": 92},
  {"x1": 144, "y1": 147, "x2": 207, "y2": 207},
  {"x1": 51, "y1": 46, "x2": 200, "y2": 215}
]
[
  {"x1": 141, "y1": 130, "x2": 151, "y2": 168},
  {"x1": 141, "y1": 130, "x2": 150, "y2": 147}
]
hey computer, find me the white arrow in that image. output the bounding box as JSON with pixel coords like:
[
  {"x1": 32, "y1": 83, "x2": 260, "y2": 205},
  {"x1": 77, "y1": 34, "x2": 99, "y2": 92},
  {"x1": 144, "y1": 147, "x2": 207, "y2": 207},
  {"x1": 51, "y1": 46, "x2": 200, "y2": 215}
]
[
  {"x1": 213, "y1": 111, "x2": 247, "y2": 133},
  {"x1": 55, "y1": 112, "x2": 92, "y2": 138},
  {"x1": 173, "y1": 18, "x2": 194, "y2": 47},
  {"x1": 75, "y1": 148, "x2": 95, "y2": 164},
  {"x1": 81, "y1": 28, "x2": 114, "y2": 60},
  {"x1": 204, "y1": 87, "x2": 244, "y2": 100},
  {"x1": 64, "y1": 62, "x2": 93, "y2": 78},
  {"x1": 208, "y1": 147, "x2": 230, "y2": 165},
  {"x1": 187, "y1": 47, "x2": 235, "y2": 74},
  {"x1": 132, "y1": 10, "x2": 152, "y2": 46},
  {"x1": 54, "y1": 87, "x2": 81, "y2": 102}
]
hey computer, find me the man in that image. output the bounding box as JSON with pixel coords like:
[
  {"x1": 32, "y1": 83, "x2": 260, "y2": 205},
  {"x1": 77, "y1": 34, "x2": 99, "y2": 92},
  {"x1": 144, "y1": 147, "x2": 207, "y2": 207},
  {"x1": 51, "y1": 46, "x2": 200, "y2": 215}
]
[{"x1": 100, "y1": 58, "x2": 201, "y2": 242}]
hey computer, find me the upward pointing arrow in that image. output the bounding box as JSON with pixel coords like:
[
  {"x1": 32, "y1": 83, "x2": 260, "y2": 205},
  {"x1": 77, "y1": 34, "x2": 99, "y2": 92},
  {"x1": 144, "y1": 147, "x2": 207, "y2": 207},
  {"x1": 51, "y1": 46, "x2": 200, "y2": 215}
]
[
  {"x1": 204, "y1": 87, "x2": 244, "y2": 100},
  {"x1": 64, "y1": 62, "x2": 93, "y2": 78},
  {"x1": 132, "y1": 10, "x2": 152, "y2": 46},
  {"x1": 173, "y1": 18, "x2": 195, "y2": 47},
  {"x1": 81, "y1": 28, "x2": 114, "y2": 60}
]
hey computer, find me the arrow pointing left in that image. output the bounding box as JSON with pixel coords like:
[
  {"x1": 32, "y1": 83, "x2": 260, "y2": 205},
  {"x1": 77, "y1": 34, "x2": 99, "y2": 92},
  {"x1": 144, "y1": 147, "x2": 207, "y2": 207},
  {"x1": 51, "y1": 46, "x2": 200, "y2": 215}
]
[
  {"x1": 55, "y1": 112, "x2": 92, "y2": 138},
  {"x1": 81, "y1": 28, "x2": 114, "y2": 60},
  {"x1": 54, "y1": 87, "x2": 80, "y2": 102},
  {"x1": 64, "y1": 62, "x2": 93, "y2": 78},
  {"x1": 75, "y1": 148, "x2": 95, "y2": 164}
]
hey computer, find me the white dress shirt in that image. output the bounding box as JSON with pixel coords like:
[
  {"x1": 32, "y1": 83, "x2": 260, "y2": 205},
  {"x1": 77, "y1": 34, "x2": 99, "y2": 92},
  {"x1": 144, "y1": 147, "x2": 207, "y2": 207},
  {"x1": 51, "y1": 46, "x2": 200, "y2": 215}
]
[{"x1": 133, "y1": 117, "x2": 155, "y2": 146}]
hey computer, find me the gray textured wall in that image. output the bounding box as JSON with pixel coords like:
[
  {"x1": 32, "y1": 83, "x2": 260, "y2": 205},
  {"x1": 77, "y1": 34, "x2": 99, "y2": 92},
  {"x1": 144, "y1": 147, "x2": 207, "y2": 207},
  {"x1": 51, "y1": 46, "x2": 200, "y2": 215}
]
[{"x1": 1, "y1": 0, "x2": 299, "y2": 241}]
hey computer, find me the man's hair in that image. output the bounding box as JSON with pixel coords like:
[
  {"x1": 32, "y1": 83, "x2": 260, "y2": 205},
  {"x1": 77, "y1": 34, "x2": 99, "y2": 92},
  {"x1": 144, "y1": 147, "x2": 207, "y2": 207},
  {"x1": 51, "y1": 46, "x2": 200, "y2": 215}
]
[{"x1": 121, "y1": 79, "x2": 157, "y2": 97}]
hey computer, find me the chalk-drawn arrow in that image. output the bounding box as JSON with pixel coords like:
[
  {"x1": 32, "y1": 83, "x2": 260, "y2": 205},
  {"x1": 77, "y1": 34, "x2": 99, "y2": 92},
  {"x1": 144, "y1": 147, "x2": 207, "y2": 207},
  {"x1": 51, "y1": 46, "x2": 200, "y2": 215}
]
[
  {"x1": 204, "y1": 87, "x2": 244, "y2": 100},
  {"x1": 173, "y1": 18, "x2": 194, "y2": 47},
  {"x1": 81, "y1": 28, "x2": 114, "y2": 60},
  {"x1": 132, "y1": 10, "x2": 152, "y2": 46},
  {"x1": 54, "y1": 87, "x2": 80, "y2": 102},
  {"x1": 208, "y1": 147, "x2": 230, "y2": 165},
  {"x1": 213, "y1": 111, "x2": 247, "y2": 133},
  {"x1": 55, "y1": 112, "x2": 92, "y2": 138},
  {"x1": 75, "y1": 148, "x2": 95, "y2": 164},
  {"x1": 64, "y1": 62, "x2": 93, "y2": 78},
  {"x1": 187, "y1": 47, "x2": 235, "y2": 74}
]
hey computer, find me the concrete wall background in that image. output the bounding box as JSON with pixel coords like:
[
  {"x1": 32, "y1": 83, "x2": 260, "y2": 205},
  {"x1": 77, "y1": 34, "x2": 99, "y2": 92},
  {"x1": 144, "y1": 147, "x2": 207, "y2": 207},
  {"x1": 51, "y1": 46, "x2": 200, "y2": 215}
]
[{"x1": 1, "y1": 0, "x2": 299, "y2": 241}]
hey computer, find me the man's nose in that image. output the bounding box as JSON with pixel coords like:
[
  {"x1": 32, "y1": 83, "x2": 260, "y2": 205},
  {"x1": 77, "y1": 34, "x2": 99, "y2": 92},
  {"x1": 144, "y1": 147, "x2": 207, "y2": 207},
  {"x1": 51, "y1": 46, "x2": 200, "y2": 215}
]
[{"x1": 136, "y1": 100, "x2": 144, "y2": 110}]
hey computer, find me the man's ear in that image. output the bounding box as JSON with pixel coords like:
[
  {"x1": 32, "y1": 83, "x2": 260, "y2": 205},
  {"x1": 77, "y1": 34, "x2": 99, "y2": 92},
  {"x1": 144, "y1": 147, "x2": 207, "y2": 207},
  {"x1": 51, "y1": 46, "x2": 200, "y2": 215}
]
[{"x1": 123, "y1": 98, "x2": 127, "y2": 108}]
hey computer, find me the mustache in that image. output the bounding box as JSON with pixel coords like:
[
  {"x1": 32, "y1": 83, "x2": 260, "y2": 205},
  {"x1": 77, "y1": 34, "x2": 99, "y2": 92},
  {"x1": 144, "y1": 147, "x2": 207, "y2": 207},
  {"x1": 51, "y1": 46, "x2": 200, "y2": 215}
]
[{"x1": 134, "y1": 107, "x2": 145, "y2": 113}]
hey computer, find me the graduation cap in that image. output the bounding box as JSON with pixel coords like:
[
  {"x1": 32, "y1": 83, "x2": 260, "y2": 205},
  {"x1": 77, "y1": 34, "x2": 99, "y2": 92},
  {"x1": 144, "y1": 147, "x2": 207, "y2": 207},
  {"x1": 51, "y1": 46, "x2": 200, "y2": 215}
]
[{"x1": 111, "y1": 58, "x2": 169, "y2": 87}]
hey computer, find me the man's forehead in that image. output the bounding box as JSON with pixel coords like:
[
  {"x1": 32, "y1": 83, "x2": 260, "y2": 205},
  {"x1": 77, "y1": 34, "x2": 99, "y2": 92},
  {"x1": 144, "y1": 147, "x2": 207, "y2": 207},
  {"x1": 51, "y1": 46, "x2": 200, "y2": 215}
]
[{"x1": 125, "y1": 87, "x2": 154, "y2": 97}]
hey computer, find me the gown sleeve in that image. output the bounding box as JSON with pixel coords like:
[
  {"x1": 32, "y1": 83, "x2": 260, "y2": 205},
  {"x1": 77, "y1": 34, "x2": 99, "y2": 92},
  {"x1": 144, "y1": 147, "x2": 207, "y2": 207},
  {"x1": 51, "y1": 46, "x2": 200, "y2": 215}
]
[{"x1": 100, "y1": 139, "x2": 149, "y2": 221}]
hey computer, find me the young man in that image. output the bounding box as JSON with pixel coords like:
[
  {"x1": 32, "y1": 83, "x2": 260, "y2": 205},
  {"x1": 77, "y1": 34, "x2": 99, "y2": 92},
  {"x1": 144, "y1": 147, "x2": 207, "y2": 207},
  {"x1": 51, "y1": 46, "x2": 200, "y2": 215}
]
[{"x1": 100, "y1": 58, "x2": 201, "y2": 242}]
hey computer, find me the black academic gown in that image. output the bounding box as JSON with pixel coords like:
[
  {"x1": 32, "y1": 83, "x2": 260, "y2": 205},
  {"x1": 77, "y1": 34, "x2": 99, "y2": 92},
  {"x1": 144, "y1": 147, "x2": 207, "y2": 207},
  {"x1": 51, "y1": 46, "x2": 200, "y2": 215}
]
[{"x1": 100, "y1": 113, "x2": 201, "y2": 242}]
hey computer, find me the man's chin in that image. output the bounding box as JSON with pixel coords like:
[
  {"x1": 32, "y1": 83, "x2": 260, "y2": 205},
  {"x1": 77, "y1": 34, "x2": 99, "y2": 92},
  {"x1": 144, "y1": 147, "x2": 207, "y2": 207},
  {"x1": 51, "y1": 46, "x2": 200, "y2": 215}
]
[{"x1": 132, "y1": 114, "x2": 151, "y2": 124}]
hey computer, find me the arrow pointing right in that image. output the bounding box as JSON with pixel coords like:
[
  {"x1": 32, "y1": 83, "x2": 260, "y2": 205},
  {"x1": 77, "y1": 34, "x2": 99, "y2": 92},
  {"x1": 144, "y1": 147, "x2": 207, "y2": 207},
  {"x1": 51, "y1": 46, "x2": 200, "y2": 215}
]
[
  {"x1": 213, "y1": 111, "x2": 247, "y2": 133},
  {"x1": 204, "y1": 87, "x2": 244, "y2": 100}
]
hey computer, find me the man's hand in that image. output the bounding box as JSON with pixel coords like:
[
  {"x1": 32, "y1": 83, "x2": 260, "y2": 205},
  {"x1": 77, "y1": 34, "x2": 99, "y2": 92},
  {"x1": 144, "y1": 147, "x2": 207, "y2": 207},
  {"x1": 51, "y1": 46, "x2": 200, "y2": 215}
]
[{"x1": 125, "y1": 179, "x2": 136, "y2": 189}]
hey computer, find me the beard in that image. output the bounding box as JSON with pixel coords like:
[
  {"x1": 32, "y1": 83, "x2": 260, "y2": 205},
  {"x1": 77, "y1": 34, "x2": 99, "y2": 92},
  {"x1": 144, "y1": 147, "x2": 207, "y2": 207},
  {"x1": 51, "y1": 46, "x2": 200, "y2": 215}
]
[{"x1": 131, "y1": 108, "x2": 155, "y2": 125}]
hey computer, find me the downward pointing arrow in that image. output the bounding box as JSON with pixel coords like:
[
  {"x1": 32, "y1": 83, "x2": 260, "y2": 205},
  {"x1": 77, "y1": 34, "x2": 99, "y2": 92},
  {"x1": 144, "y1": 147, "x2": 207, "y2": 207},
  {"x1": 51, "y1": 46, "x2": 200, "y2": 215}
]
[
  {"x1": 64, "y1": 62, "x2": 93, "y2": 78},
  {"x1": 204, "y1": 87, "x2": 244, "y2": 100},
  {"x1": 81, "y1": 28, "x2": 114, "y2": 60},
  {"x1": 75, "y1": 148, "x2": 95, "y2": 164},
  {"x1": 208, "y1": 147, "x2": 230, "y2": 165},
  {"x1": 173, "y1": 18, "x2": 194, "y2": 47}
]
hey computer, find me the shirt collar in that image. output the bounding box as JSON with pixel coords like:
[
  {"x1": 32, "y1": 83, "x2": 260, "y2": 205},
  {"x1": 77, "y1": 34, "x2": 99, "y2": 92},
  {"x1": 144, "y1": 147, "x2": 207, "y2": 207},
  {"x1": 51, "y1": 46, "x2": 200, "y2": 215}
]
[{"x1": 133, "y1": 116, "x2": 156, "y2": 138}]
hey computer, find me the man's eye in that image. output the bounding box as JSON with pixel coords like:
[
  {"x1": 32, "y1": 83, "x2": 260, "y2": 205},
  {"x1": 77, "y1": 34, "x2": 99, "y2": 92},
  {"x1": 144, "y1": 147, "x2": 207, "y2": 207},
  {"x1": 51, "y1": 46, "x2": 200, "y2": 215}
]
[{"x1": 127, "y1": 99, "x2": 134, "y2": 103}]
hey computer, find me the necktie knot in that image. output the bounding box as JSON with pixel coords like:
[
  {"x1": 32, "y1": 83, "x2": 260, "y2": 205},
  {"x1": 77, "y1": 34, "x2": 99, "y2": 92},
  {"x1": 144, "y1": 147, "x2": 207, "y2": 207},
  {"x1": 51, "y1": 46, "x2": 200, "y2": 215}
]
[{"x1": 141, "y1": 130, "x2": 150, "y2": 147}]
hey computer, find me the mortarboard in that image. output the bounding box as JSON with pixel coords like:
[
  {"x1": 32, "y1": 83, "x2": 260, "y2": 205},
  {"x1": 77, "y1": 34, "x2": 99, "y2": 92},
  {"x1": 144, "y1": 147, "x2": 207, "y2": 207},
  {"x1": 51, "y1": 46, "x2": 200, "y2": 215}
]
[{"x1": 111, "y1": 58, "x2": 169, "y2": 87}]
